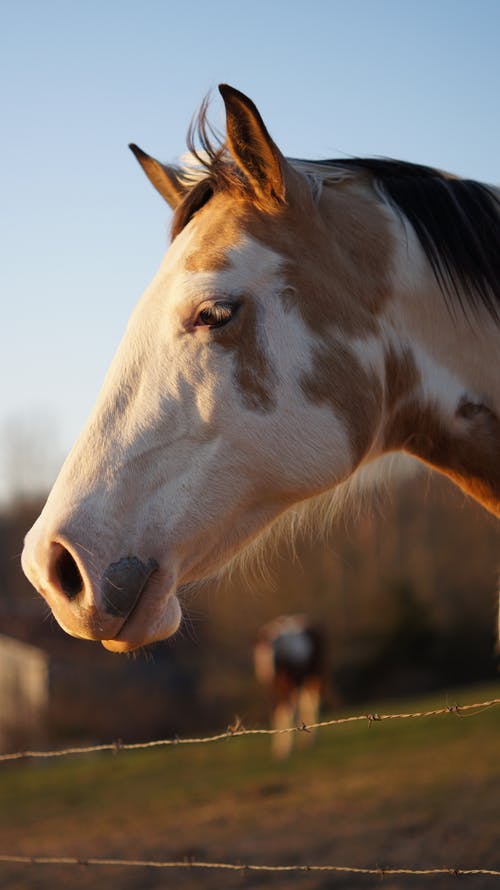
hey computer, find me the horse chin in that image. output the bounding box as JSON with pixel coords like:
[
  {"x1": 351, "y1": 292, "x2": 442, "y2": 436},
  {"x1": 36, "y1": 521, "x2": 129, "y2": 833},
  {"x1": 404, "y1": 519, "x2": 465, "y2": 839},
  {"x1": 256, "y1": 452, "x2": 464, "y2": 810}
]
[{"x1": 101, "y1": 593, "x2": 182, "y2": 653}]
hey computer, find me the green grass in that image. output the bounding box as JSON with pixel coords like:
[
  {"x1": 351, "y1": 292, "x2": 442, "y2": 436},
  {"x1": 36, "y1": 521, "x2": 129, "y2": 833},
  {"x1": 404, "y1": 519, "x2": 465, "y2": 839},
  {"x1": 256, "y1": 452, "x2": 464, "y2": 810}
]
[
  {"x1": 2, "y1": 682, "x2": 498, "y2": 819},
  {"x1": 1, "y1": 682, "x2": 499, "y2": 888}
]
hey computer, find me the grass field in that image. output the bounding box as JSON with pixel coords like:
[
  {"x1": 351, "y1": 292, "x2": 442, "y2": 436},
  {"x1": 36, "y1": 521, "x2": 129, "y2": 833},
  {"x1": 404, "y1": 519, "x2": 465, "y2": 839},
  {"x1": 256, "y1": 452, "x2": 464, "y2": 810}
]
[{"x1": 1, "y1": 682, "x2": 499, "y2": 889}]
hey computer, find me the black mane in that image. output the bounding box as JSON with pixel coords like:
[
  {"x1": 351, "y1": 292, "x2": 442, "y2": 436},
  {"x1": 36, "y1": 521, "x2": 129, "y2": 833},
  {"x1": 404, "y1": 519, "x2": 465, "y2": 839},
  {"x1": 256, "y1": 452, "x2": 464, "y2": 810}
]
[{"x1": 309, "y1": 157, "x2": 500, "y2": 322}]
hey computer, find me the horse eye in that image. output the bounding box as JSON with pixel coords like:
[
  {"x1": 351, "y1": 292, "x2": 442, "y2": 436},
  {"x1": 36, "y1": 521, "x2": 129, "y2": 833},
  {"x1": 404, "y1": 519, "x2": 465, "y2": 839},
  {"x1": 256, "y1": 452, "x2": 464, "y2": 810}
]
[{"x1": 195, "y1": 301, "x2": 236, "y2": 329}]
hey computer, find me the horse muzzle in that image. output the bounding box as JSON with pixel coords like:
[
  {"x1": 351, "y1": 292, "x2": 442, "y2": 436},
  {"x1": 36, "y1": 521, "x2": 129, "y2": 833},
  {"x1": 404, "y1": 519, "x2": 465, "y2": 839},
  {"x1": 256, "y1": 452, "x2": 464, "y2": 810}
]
[{"x1": 21, "y1": 529, "x2": 182, "y2": 652}]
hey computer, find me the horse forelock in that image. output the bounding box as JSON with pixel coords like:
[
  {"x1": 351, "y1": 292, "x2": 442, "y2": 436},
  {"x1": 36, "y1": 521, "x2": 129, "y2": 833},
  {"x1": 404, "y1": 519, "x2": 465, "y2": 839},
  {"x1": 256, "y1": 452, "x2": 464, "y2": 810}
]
[
  {"x1": 171, "y1": 98, "x2": 251, "y2": 240},
  {"x1": 170, "y1": 98, "x2": 328, "y2": 241}
]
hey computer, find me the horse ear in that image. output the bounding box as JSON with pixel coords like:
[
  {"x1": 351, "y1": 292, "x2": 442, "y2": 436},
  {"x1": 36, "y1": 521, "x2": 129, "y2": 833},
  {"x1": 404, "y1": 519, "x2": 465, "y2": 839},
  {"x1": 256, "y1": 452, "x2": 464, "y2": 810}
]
[
  {"x1": 129, "y1": 144, "x2": 185, "y2": 210},
  {"x1": 218, "y1": 84, "x2": 286, "y2": 209}
]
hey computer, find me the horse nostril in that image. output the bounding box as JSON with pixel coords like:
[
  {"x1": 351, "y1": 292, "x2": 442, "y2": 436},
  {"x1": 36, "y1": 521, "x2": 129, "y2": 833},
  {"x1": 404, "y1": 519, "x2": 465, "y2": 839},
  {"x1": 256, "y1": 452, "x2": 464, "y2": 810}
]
[{"x1": 53, "y1": 545, "x2": 84, "y2": 600}]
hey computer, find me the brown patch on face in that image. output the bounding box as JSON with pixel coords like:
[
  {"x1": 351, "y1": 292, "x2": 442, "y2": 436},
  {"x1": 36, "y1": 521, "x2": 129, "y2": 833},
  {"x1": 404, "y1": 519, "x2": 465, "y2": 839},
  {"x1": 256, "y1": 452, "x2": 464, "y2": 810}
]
[
  {"x1": 182, "y1": 190, "x2": 249, "y2": 273},
  {"x1": 301, "y1": 338, "x2": 383, "y2": 463},
  {"x1": 385, "y1": 396, "x2": 500, "y2": 517},
  {"x1": 179, "y1": 192, "x2": 276, "y2": 412},
  {"x1": 178, "y1": 168, "x2": 392, "y2": 421},
  {"x1": 215, "y1": 299, "x2": 277, "y2": 412},
  {"x1": 244, "y1": 172, "x2": 394, "y2": 341}
]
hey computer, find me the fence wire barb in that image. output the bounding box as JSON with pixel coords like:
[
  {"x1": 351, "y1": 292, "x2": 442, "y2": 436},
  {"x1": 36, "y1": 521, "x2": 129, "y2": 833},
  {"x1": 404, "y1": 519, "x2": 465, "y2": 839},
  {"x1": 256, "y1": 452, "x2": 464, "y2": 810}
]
[
  {"x1": 0, "y1": 854, "x2": 499, "y2": 877},
  {"x1": 0, "y1": 697, "x2": 498, "y2": 763}
]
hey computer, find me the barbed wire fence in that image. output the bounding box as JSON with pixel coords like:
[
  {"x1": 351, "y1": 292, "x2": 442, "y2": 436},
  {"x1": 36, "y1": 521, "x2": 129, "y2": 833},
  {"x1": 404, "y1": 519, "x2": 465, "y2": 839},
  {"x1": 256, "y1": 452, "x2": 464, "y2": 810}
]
[
  {"x1": 1, "y1": 696, "x2": 499, "y2": 879},
  {"x1": 1, "y1": 854, "x2": 499, "y2": 877},
  {"x1": 1, "y1": 697, "x2": 499, "y2": 762}
]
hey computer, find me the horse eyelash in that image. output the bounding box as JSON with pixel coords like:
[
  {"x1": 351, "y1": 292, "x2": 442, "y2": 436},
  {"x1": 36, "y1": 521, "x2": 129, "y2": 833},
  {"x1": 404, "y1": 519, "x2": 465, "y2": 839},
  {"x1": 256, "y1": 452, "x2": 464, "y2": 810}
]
[{"x1": 195, "y1": 300, "x2": 238, "y2": 328}]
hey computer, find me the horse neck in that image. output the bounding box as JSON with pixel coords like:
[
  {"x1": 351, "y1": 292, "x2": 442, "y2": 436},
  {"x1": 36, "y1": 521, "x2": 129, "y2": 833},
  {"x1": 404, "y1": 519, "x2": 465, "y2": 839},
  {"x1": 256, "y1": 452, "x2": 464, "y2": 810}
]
[{"x1": 380, "y1": 216, "x2": 500, "y2": 517}]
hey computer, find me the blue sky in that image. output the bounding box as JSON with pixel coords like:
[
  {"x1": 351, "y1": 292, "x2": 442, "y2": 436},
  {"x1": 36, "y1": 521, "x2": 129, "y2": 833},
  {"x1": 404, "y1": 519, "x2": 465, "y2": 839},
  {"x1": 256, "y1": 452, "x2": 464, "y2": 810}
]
[{"x1": 1, "y1": 0, "x2": 499, "y2": 500}]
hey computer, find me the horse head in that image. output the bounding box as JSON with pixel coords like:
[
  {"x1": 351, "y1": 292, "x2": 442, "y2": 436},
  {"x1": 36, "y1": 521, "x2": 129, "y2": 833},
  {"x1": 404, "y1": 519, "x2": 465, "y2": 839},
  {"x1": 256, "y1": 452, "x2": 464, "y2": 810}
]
[{"x1": 22, "y1": 86, "x2": 500, "y2": 652}]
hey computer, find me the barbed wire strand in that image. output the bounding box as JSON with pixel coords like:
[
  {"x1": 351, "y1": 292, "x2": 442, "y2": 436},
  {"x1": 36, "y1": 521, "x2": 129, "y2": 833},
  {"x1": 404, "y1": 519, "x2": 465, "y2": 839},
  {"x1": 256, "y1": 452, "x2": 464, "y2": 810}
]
[
  {"x1": 0, "y1": 854, "x2": 499, "y2": 876},
  {"x1": 0, "y1": 697, "x2": 498, "y2": 763}
]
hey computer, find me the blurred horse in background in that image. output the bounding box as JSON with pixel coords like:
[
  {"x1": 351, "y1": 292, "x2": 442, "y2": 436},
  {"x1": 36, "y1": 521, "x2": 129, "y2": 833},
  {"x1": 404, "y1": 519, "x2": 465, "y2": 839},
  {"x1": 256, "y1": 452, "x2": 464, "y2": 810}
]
[{"x1": 254, "y1": 615, "x2": 324, "y2": 759}]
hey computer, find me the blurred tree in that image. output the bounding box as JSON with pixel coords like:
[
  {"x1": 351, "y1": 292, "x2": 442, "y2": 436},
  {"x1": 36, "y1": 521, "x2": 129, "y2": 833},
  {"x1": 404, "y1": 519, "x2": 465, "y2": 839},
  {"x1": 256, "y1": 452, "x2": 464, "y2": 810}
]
[{"x1": 0, "y1": 412, "x2": 61, "y2": 504}]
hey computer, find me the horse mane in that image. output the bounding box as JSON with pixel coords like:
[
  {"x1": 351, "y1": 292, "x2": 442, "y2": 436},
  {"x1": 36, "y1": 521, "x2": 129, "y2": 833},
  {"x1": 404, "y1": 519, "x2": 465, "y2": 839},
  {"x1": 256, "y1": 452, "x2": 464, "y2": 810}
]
[{"x1": 173, "y1": 101, "x2": 500, "y2": 323}]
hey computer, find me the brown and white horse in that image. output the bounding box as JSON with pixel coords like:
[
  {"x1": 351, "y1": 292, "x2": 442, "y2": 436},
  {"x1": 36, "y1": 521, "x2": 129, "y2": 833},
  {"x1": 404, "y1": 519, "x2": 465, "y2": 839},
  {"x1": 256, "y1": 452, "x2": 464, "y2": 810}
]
[
  {"x1": 254, "y1": 615, "x2": 324, "y2": 759},
  {"x1": 22, "y1": 85, "x2": 500, "y2": 654}
]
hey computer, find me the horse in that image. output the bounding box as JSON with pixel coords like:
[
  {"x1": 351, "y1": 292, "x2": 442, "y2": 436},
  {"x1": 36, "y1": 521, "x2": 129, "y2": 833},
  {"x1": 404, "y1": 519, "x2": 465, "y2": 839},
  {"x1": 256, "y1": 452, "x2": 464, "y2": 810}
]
[
  {"x1": 22, "y1": 84, "x2": 500, "y2": 655},
  {"x1": 254, "y1": 615, "x2": 324, "y2": 759}
]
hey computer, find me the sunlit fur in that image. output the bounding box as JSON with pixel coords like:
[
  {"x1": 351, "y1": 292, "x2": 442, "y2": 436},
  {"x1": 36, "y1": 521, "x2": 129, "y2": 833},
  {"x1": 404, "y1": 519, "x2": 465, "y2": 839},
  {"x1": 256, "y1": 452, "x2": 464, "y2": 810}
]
[
  {"x1": 21, "y1": 86, "x2": 500, "y2": 653},
  {"x1": 218, "y1": 453, "x2": 416, "y2": 592}
]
